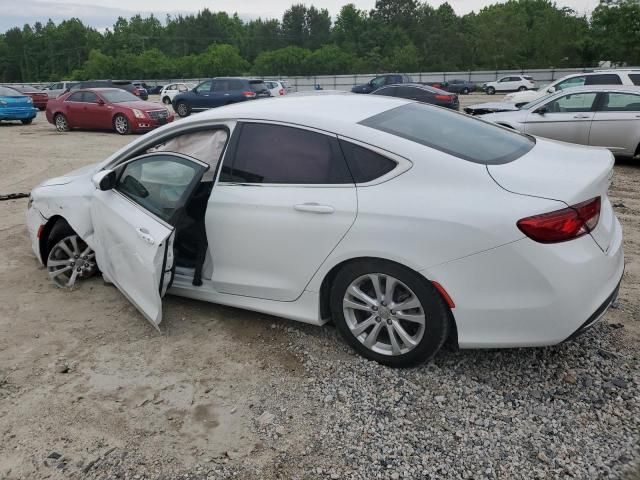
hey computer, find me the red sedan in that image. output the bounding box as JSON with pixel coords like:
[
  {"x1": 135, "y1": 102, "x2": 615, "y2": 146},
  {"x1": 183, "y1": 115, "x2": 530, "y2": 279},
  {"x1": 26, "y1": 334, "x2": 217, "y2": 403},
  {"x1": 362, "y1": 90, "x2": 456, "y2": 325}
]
[
  {"x1": 12, "y1": 86, "x2": 49, "y2": 110},
  {"x1": 46, "y1": 88, "x2": 174, "y2": 135}
]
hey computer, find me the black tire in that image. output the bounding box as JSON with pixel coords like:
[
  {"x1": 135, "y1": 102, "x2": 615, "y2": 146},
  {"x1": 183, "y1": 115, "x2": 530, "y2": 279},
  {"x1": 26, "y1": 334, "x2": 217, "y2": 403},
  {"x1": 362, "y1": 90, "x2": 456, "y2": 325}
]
[
  {"x1": 162, "y1": 96, "x2": 171, "y2": 104},
  {"x1": 462, "y1": 87, "x2": 469, "y2": 95},
  {"x1": 175, "y1": 101, "x2": 191, "y2": 118},
  {"x1": 330, "y1": 259, "x2": 450, "y2": 367},
  {"x1": 21, "y1": 118, "x2": 33, "y2": 125},
  {"x1": 46, "y1": 219, "x2": 74, "y2": 259},
  {"x1": 518, "y1": 86, "x2": 527, "y2": 91},
  {"x1": 486, "y1": 86, "x2": 495, "y2": 95},
  {"x1": 54, "y1": 113, "x2": 69, "y2": 132},
  {"x1": 113, "y1": 114, "x2": 131, "y2": 135}
]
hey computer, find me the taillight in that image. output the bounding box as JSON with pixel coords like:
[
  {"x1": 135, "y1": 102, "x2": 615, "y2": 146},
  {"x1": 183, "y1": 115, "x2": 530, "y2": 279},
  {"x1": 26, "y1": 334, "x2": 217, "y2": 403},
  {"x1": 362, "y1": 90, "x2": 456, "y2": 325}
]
[
  {"x1": 279, "y1": 88, "x2": 285, "y2": 96},
  {"x1": 242, "y1": 91, "x2": 256, "y2": 98},
  {"x1": 435, "y1": 94, "x2": 453, "y2": 102},
  {"x1": 517, "y1": 197, "x2": 601, "y2": 244}
]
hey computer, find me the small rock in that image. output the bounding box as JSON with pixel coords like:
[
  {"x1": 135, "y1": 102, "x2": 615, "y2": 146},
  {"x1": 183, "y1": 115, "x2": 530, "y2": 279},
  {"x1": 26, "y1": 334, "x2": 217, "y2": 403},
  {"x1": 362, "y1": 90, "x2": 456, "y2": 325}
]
[
  {"x1": 230, "y1": 406, "x2": 238, "y2": 414},
  {"x1": 47, "y1": 452, "x2": 62, "y2": 460},
  {"x1": 256, "y1": 411, "x2": 275, "y2": 427},
  {"x1": 54, "y1": 359, "x2": 69, "y2": 374},
  {"x1": 226, "y1": 450, "x2": 240, "y2": 460},
  {"x1": 435, "y1": 395, "x2": 446, "y2": 403},
  {"x1": 275, "y1": 425, "x2": 286, "y2": 435},
  {"x1": 611, "y1": 378, "x2": 628, "y2": 389},
  {"x1": 537, "y1": 451, "x2": 549, "y2": 463},
  {"x1": 391, "y1": 472, "x2": 400, "y2": 480},
  {"x1": 563, "y1": 373, "x2": 577, "y2": 385},
  {"x1": 323, "y1": 395, "x2": 334, "y2": 404}
]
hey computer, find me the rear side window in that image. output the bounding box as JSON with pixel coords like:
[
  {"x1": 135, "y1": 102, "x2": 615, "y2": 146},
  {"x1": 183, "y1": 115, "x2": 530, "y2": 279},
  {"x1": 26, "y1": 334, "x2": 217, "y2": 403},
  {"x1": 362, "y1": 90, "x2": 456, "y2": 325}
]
[
  {"x1": 82, "y1": 92, "x2": 99, "y2": 103},
  {"x1": 222, "y1": 123, "x2": 353, "y2": 184},
  {"x1": 629, "y1": 74, "x2": 640, "y2": 86},
  {"x1": 360, "y1": 103, "x2": 535, "y2": 165},
  {"x1": 599, "y1": 92, "x2": 640, "y2": 112},
  {"x1": 339, "y1": 141, "x2": 397, "y2": 183},
  {"x1": 67, "y1": 92, "x2": 83, "y2": 102},
  {"x1": 372, "y1": 86, "x2": 397, "y2": 96},
  {"x1": 585, "y1": 74, "x2": 622, "y2": 85}
]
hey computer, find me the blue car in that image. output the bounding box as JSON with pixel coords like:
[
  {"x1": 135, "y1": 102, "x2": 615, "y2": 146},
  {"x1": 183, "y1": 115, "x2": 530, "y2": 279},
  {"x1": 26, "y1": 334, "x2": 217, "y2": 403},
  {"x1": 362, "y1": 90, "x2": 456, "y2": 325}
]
[
  {"x1": 0, "y1": 85, "x2": 38, "y2": 124},
  {"x1": 172, "y1": 78, "x2": 270, "y2": 117}
]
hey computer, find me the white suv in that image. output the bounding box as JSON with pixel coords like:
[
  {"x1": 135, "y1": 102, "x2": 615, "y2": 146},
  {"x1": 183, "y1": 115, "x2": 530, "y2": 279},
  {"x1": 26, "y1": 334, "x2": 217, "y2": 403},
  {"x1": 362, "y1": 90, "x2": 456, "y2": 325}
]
[
  {"x1": 504, "y1": 69, "x2": 640, "y2": 105},
  {"x1": 483, "y1": 75, "x2": 535, "y2": 95},
  {"x1": 159, "y1": 82, "x2": 196, "y2": 104}
]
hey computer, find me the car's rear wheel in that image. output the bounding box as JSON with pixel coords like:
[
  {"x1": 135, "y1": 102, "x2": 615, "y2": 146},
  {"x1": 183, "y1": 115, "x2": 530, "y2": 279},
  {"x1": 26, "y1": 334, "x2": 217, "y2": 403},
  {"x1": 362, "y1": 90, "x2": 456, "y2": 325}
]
[
  {"x1": 46, "y1": 223, "x2": 97, "y2": 288},
  {"x1": 330, "y1": 259, "x2": 450, "y2": 367},
  {"x1": 21, "y1": 118, "x2": 33, "y2": 125},
  {"x1": 486, "y1": 87, "x2": 495, "y2": 95},
  {"x1": 518, "y1": 86, "x2": 527, "y2": 91},
  {"x1": 54, "y1": 113, "x2": 69, "y2": 132},
  {"x1": 462, "y1": 87, "x2": 470, "y2": 95},
  {"x1": 113, "y1": 114, "x2": 131, "y2": 135},
  {"x1": 176, "y1": 101, "x2": 191, "y2": 118},
  {"x1": 162, "y1": 96, "x2": 171, "y2": 104}
]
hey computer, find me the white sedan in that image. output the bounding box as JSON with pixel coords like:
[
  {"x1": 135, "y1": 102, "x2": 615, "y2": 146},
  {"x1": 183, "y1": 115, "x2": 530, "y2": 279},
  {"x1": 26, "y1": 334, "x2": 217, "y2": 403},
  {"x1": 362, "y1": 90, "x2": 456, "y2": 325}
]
[
  {"x1": 26, "y1": 94, "x2": 624, "y2": 367},
  {"x1": 159, "y1": 82, "x2": 196, "y2": 105}
]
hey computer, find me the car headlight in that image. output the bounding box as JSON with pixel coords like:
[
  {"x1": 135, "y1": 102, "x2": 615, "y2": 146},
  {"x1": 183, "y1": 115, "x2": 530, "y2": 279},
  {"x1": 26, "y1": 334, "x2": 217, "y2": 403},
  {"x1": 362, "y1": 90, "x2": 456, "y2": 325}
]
[
  {"x1": 26, "y1": 97, "x2": 33, "y2": 104},
  {"x1": 132, "y1": 109, "x2": 146, "y2": 119}
]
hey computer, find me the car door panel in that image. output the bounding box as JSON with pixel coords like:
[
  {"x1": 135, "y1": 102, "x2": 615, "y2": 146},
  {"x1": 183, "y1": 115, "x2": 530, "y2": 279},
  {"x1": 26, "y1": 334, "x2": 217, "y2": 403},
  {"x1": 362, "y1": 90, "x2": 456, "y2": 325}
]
[{"x1": 589, "y1": 92, "x2": 640, "y2": 155}]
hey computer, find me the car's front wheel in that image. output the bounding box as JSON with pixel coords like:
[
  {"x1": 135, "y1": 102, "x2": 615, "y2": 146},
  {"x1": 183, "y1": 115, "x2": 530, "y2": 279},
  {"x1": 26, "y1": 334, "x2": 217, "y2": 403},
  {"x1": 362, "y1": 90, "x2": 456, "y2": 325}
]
[
  {"x1": 113, "y1": 114, "x2": 131, "y2": 135},
  {"x1": 54, "y1": 113, "x2": 69, "y2": 132},
  {"x1": 21, "y1": 118, "x2": 33, "y2": 125},
  {"x1": 46, "y1": 222, "x2": 97, "y2": 288},
  {"x1": 462, "y1": 87, "x2": 470, "y2": 95},
  {"x1": 175, "y1": 101, "x2": 191, "y2": 118},
  {"x1": 162, "y1": 96, "x2": 171, "y2": 104},
  {"x1": 330, "y1": 260, "x2": 450, "y2": 367},
  {"x1": 486, "y1": 86, "x2": 495, "y2": 95}
]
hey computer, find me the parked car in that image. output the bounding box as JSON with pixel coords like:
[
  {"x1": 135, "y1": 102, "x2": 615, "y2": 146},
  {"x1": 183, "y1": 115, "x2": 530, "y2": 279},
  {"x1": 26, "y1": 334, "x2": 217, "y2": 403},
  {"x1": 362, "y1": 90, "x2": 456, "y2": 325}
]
[
  {"x1": 351, "y1": 74, "x2": 413, "y2": 94},
  {"x1": 503, "y1": 69, "x2": 640, "y2": 105},
  {"x1": 421, "y1": 81, "x2": 449, "y2": 90},
  {"x1": 446, "y1": 79, "x2": 476, "y2": 94},
  {"x1": 477, "y1": 85, "x2": 640, "y2": 159},
  {"x1": 10, "y1": 85, "x2": 49, "y2": 110},
  {"x1": 159, "y1": 82, "x2": 196, "y2": 105},
  {"x1": 133, "y1": 81, "x2": 162, "y2": 95},
  {"x1": 280, "y1": 80, "x2": 293, "y2": 94},
  {"x1": 46, "y1": 88, "x2": 173, "y2": 135},
  {"x1": 27, "y1": 94, "x2": 622, "y2": 367},
  {"x1": 372, "y1": 84, "x2": 459, "y2": 110},
  {"x1": 483, "y1": 75, "x2": 535, "y2": 95},
  {"x1": 0, "y1": 85, "x2": 38, "y2": 124},
  {"x1": 172, "y1": 77, "x2": 270, "y2": 118},
  {"x1": 69, "y1": 81, "x2": 149, "y2": 100},
  {"x1": 264, "y1": 80, "x2": 287, "y2": 97},
  {"x1": 42, "y1": 81, "x2": 77, "y2": 99}
]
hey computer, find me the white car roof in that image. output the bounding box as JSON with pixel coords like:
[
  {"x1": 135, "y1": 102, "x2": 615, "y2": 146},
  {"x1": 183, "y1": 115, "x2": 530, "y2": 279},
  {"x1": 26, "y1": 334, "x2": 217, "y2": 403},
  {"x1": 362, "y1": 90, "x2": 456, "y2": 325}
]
[{"x1": 183, "y1": 93, "x2": 411, "y2": 135}]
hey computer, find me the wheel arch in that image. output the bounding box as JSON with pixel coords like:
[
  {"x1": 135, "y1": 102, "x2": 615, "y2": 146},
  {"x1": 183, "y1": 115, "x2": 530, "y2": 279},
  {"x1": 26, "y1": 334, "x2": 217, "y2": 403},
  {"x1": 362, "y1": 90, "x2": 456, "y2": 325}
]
[
  {"x1": 318, "y1": 256, "x2": 459, "y2": 347},
  {"x1": 635, "y1": 141, "x2": 640, "y2": 158},
  {"x1": 38, "y1": 215, "x2": 74, "y2": 262}
]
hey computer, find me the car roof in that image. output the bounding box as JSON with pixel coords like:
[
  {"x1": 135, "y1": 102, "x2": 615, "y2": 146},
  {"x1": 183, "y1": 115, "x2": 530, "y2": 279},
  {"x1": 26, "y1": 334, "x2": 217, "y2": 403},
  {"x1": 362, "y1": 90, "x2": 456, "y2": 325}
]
[
  {"x1": 551, "y1": 85, "x2": 640, "y2": 94},
  {"x1": 189, "y1": 93, "x2": 409, "y2": 135},
  {"x1": 70, "y1": 87, "x2": 126, "y2": 93}
]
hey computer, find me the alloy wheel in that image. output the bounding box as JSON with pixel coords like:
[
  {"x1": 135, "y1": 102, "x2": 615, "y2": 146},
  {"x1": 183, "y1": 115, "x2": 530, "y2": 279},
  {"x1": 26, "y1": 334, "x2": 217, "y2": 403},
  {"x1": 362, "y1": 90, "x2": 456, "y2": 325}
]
[
  {"x1": 343, "y1": 273, "x2": 426, "y2": 356},
  {"x1": 47, "y1": 235, "x2": 96, "y2": 288},
  {"x1": 177, "y1": 103, "x2": 188, "y2": 117},
  {"x1": 114, "y1": 115, "x2": 129, "y2": 134},
  {"x1": 55, "y1": 114, "x2": 68, "y2": 132}
]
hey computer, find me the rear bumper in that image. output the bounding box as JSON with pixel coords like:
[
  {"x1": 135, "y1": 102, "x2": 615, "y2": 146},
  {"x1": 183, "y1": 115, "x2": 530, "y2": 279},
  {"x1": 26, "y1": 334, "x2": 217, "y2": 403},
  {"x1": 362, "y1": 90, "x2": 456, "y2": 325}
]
[
  {"x1": 0, "y1": 107, "x2": 38, "y2": 120},
  {"x1": 564, "y1": 279, "x2": 620, "y2": 342},
  {"x1": 426, "y1": 216, "x2": 624, "y2": 348}
]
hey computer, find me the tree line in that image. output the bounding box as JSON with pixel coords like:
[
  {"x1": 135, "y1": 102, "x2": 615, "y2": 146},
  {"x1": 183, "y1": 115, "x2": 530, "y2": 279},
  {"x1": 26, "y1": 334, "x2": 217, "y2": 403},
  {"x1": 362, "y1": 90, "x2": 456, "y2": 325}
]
[{"x1": 0, "y1": 0, "x2": 638, "y2": 83}]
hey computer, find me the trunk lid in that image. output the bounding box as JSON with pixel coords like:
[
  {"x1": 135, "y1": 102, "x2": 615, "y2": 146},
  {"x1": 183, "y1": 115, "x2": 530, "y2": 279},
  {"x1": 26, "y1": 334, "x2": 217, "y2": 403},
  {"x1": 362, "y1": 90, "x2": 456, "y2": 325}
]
[
  {"x1": 0, "y1": 95, "x2": 32, "y2": 107},
  {"x1": 488, "y1": 137, "x2": 616, "y2": 252}
]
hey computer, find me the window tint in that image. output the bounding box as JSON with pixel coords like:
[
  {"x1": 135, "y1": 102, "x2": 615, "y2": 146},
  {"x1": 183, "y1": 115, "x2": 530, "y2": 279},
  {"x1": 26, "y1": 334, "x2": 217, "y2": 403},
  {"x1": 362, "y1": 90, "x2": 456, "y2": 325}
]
[
  {"x1": 556, "y1": 76, "x2": 586, "y2": 90},
  {"x1": 222, "y1": 123, "x2": 352, "y2": 184},
  {"x1": 82, "y1": 92, "x2": 99, "y2": 103},
  {"x1": 67, "y1": 92, "x2": 83, "y2": 102},
  {"x1": 629, "y1": 74, "x2": 640, "y2": 86},
  {"x1": 395, "y1": 86, "x2": 420, "y2": 99},
  {"x1": 371, "y1": 77, "x2": 386, "y2": 89},
  {"x1": 360, "y1": 103, "x2": 535, "y2": 165},
  {"x1": 585, "y1": 74, "x2": 622, "y2": 85},
  {"x1": 116, "y1": 154, "x2": 204, "y2": 223},
  {"x1": 544, "y1": 92, "x2": 597, "y2": 113},
  {"x1": 339, "y1": 141, "x2": 397, "y2": 183},
  {"x1": 599, "y1": 93, "x2": 640, "y2": 112},
  {"x1": 371, "y1": 86, "x2": 397, "y2": 96}
]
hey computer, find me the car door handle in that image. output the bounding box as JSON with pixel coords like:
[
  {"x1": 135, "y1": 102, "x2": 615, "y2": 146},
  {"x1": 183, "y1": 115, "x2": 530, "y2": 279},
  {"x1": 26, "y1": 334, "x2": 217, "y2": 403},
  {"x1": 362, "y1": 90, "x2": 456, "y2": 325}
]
[
  {"x1": 573, "y1": 114, "x2": 591, "y2": 119},
  {"x1": 136, "y1": 227, "x2": 155, "y2": 245},
  {"x1": 294, "y1": 203, "x2": 335, "y2": 214}
]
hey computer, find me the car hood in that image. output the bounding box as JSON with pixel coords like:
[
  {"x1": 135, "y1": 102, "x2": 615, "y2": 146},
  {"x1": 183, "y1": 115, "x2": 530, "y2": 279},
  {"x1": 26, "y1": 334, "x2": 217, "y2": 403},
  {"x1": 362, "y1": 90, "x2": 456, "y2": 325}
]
[
  {"x1": 117, "y1": 100, "x2": 162, "y2": 110},
  {"x1": 39, "y1": 162, "x2": 100, "y2": 187},
  {"x1": 464, "y1": 102, "x2": 521, "y2": 115}
]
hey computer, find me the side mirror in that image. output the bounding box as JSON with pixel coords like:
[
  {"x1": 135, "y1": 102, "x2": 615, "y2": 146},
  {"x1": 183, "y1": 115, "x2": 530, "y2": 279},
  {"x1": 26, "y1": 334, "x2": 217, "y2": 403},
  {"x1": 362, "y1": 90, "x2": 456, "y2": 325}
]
[
  {"x1": 535, "y1": 107, "x2": 548, "y2": 115},
  {"x1": 547, "y1": 86, "x2": 556, "y2": 93},
  {"x1": 97, "y1": 99, "x2": 105, "y2": 106},
  {"x1": 92, "y1": 170, "x2": 116, "y2": 191}
]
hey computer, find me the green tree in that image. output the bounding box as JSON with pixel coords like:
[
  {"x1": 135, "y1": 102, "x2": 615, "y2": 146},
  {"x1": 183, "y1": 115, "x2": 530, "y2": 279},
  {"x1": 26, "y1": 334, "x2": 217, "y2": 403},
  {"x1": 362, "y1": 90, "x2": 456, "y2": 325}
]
[{"x1": 252, "y1": 46, "x2": 311, "y2": 76}]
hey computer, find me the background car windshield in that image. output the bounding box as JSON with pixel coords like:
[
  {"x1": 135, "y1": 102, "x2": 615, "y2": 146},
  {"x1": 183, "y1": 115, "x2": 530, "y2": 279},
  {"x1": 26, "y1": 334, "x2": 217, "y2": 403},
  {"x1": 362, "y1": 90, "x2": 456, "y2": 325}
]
[
  {"x1": 0, "y1": 86, "x2": 20, "y2": 96},
  {"x1": 101, "y1": 90, "x2": 138, "y2": 103},
  {"x1": 360, "y1": 103, "x2": 534, "y2": 165}
]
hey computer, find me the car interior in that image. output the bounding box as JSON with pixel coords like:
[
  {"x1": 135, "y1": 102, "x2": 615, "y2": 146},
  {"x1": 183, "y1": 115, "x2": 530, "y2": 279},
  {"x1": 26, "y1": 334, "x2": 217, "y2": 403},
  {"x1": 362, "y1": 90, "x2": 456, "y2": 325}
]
[{"x1": 146, "y1": 129, "x2": 228, "y2": 285}]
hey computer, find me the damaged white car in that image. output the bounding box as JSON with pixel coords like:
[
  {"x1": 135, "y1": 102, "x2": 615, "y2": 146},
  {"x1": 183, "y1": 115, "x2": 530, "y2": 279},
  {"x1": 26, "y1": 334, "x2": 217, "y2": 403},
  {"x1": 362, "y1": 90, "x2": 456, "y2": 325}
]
[{"x1": 27, "y1": 94, "x2": 624, "y2": 367}]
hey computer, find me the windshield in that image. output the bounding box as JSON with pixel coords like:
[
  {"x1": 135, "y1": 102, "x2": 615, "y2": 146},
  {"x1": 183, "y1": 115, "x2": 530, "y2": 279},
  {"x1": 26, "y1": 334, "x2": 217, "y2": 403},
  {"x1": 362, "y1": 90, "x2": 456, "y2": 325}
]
[
  {"x1": 101, "y1": 90, "x2": 139, "y2": 103},
  {"x1": 0, "y1": 86, "x2": 21, "y2": 96},
  {"x1": 360, "y1": 103, "x2": 534, "y2": 165}
]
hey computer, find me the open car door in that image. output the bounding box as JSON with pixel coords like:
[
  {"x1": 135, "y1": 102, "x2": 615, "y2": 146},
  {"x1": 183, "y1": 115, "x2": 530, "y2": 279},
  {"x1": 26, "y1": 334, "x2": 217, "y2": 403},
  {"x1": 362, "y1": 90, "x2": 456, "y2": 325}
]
[{"x1": 90, "y1": 152, "x2": 209, "y2": 328}]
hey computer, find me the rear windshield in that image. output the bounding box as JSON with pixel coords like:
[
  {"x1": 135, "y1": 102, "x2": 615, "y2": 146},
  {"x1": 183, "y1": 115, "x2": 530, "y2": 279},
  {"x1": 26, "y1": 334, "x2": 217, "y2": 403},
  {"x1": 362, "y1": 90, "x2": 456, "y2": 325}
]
[
  {"x1": 249, "y1": 81, "x2": 267, "y2": 92},
  {"x1": 101, "y1": 90, "x2": 139, "y2": 103},
  {"x1": 360, "y1": 103, "x2": 535, "y2": 165},
  {"x1": 0, "y1": 86, "x2": 20, "y2": 96},
  {"x1": 630, "y1": 74, "x2": 640, "y2": 86}
]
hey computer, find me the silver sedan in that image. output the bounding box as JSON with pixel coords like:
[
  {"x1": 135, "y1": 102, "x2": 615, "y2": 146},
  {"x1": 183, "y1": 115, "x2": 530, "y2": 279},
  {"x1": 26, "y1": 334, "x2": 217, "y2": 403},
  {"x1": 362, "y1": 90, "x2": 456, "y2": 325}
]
[{"x1": 479, "y1": 85, "x2": 640, "y2": 159}]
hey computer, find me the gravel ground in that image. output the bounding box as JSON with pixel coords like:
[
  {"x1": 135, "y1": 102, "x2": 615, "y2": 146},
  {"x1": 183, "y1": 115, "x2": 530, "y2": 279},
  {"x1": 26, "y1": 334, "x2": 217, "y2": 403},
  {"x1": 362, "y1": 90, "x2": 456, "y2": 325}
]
[{"x1": 0, "y1": 93, "x2": 639, "y2": 479}]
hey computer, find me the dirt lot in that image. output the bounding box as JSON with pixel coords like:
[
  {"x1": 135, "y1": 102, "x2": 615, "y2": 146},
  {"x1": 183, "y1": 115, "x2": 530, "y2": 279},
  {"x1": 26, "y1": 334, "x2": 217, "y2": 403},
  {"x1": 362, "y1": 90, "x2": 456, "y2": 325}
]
[{"x1": 0, "y1": 94, "x2": 639, "y2": 479}]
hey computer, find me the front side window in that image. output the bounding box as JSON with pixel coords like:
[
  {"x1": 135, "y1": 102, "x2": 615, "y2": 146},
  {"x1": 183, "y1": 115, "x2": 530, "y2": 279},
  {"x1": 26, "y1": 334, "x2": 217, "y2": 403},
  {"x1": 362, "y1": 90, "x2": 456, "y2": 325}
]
[
  {"x1": 498, "y1": 77, "x2": 510, "y2": 83},
  {"x1": 196, "y1": 81, "x2": 213, "y2": 93},
  {"x1": 371, "y1": 77, "x2": 386, "y2": 89},
  {"x1": 585, "y1": 74, "x2": 622, "y2": 85},
  {"x1": 360, "y1": 103, "x2": 534, "y2": 165},
  {"x1": 599, "y1": 92, "x2": 640, "y2": 112},
  {"x1": 544, "y1": 92, "x2": 598, "y2": 113},
  {"x1": 115, "y1": 154, "x2": 205, "y2": 223},
  {"x1": 221, "y1": 123, "x2": 352, "y2": 184},
  {"x1": 556, "y1": 76, "x2": 586, "y2": 90}
]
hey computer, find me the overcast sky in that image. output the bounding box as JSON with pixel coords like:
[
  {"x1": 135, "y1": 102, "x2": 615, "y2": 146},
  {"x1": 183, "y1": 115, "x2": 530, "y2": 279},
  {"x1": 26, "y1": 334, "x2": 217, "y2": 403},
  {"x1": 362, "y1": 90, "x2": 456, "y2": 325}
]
[{"x1": 0, "y1": 0, "x2": 600, "y2": 32}]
